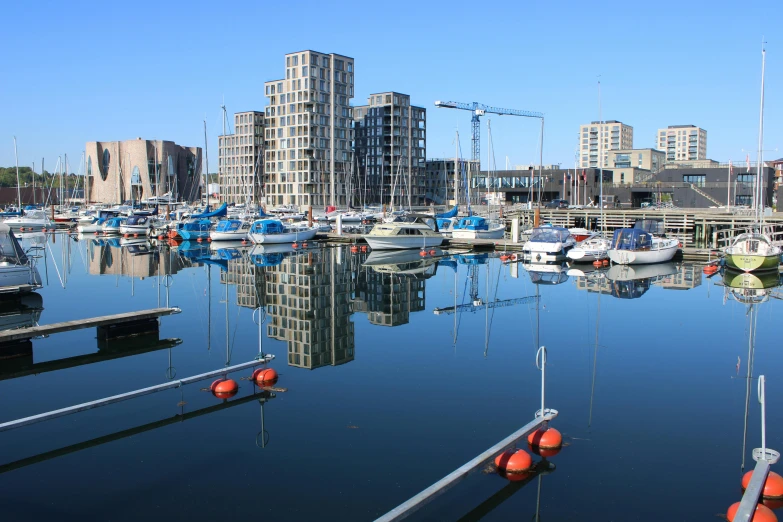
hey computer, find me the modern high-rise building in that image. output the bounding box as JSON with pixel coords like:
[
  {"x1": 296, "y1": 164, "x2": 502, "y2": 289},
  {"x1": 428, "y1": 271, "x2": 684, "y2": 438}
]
[
  {"x1": 218, "y1": 111, "x2": 264, "y2": 204},
  {"x1": 656, "y1": 125, "x2": 707, "y2": 162},
  {"x1": 263, "y1": 50, "x2": 355, "y2": 209},
  {"x1": 578, "y1": 121, "x2": 633, "y2": 169},
  {"x1": 353, "y1": 92, "x2": 427, "y2": 206},
  {"x1": 424, "y1": 158, "x2": 480, "y2": 206}
]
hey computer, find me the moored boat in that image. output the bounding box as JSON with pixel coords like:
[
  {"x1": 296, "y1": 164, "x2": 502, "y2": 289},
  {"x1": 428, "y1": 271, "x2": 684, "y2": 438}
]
[
  {"x1": 724, "y1": 232, "x2": 781, "y2": 273},
  {"x1": 102, "y1": 216, "x2": 127, "y2": 235},
  {"x1": 210, "y1": 219, "x2": 251, "y2": 241},
  {"x1": 567, "y1": 234, "x2": 611, "y2": 263},
  {"x1": 248, "y1": 219, "x2": 318, "y2": 244},
  {"x1": 607, "y1": 219, "x2": 679, "y2": 265},
  {"x1": 522, "y1": 225, "x2": 575, "y2": 262},
  {"x1": 364, "y1": 215, "x2": 443, "y2": 251},
  {"x1": 177, "y1": 219, "x2": 213, "y2": 241},
  {"x1": 451, "y1": 215, "x2": 505, "y2": 240},
  {"x1": 0, "y1": 223, "x2": 42, "y2": 290}
]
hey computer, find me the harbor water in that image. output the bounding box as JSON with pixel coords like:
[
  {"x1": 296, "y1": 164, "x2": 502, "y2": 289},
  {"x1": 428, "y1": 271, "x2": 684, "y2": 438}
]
[{"x1": 0, "y1": 232, "x2": 781, "y2": 521}]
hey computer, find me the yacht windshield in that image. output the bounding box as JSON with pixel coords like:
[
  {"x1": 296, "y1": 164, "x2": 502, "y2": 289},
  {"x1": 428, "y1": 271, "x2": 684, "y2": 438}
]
[
  {"x1": 530, "y1": 228, "x2": 569, "y2": 242},
  {"x1": 0, "y1": 230, "x2": 27, "y2": 264}
]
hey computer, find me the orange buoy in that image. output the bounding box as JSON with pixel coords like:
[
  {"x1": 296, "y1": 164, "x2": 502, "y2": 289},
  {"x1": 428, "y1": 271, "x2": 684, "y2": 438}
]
[
  {"x1": 350, "y1": 245, "x2": 359, "y2": 253},
  {"x1": 19, "y1": 227, "x2": 24, "y2": 231},
  {"x1": 292, "y1": 242, "x2": 299, "y2": 248},
  {"x1": 196, "y1": 237, "x2": 203, "y2": 242},
  {"x1": 511, "y1": 253, "x2": 518, "y2": 262},
  {"x1": 419, "y1": 250, "x2": 427, "y2": 257},
  {"x1": 158, "y1": 235, "x2": 164, "y2": 240},
  {"x1": 602, "y1": 259, "x2": 609, "y2": 266},
  {"x1": 133, "y1": 233, "x2": 139, "y2": 237},
  {"x1": 727, "y1": 502, "x2": 777, "y2": 522},
  {"x1": 94, "y1": 231, "x2": 99, "y2": 235},
  {"x1": 527, "y1": 427, "x2": 563, "y2": 450},
  {"x1": 123, "y1": 233, "x2": 129, "y2": 238},
  {"x1": 252, "y1": 367, "x2": 279, "y2": 385},
  {"x1": 429, "y1": 249, "x2": 436, "y2": 255},
  {"x1": 207, "y1": 237, "x2": 212, "y2": 242},
  {"x1": 500, "y1": 254, "x2": 510, "y2": 261},
  {"x1": 500, "y1": 470, "x2": 532, "y2": 482},
  {"x1": 494, "y1": 449, "x2": 532, "y2": 473},
  {"x1": 210, "y1": 378, "x2": 238, "y2": 399},
  {"x1": 303, "y1": 242, "x2": 309, "y2": 248},
  {"x1": 743, "y1": 471, "x2": 783, "y2": 499},
  {"x1": 593, "y1": 260, "x2": 602, "y2": 267},
  {"x1": 529, "y1": 444, "x2": 561, "y2": 458},
  {"x1": 360, "y1": 245, "x2": 366, "y2": 252}
]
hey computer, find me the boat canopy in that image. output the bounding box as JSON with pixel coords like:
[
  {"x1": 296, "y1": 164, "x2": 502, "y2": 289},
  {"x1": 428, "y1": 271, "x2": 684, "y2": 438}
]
[
  {"x1": 436, "y1": 218, "x2": 454, "y2": 230},
  {"x1": 0, "y1": 224, "x2": 28, "y2": 264},
  {"x1": 529, "y1": 226, "x2": 570, "y2": 243},
  {"x1": 435, "y1": 205, "x2": 458, "y2": 219},
  {"x1": 215, "y1": 219, "x2": 243, "y2": 232},
  {"x1": 98, "y1": 210, "x2": 121, "y2": 220},
  {"x1": 191, "y1": 202, "x2": 228, "y2": 219},
  {"x1": 181, "y1": 219, "x2": 212, "y2": 231},
  {"x1": 454, "y1": 216, "x2": 488, "y2": 231},
  {"x1": 633, "y1": 219, "x2": 665, "y2": 235},
  {"x1": 612, "y1": 228, "x2": 652, "y2": 250},
  {"x1": 105, "y1": 217, "x2": 127, "y2": 226},
  {"x1": 126, "y1": 214, "x2": 150, "y2": 226},
  {"x1": 250, "y1": 219, "x2": 285, "y2": 234}
]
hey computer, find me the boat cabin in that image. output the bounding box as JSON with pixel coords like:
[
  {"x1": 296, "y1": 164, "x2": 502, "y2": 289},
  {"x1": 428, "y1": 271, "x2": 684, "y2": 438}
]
[
  {"x1": 454, "y1": 216, "x2": 489, "y2": 231},
  {"x1": 528, "y1": 226, "x2": 570, "y2": 243},
  {"x1": 215, "y1": 220, "x2": 251, "y2": 233},
  {"x1": 250, "y1": 220, "x2": 286, "y2": 235},
  {"x1": 611, "y1": 228, "x2": 652, "y2": 251},
  {"x1": 0, "y1": 224, "x2": 29, "y2": 265}
]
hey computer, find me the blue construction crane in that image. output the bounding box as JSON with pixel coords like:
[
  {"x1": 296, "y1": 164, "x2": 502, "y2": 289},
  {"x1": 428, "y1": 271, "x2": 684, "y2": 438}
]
[{"x1": 434, "y1": 100, "x2": 544, "y2": 163}]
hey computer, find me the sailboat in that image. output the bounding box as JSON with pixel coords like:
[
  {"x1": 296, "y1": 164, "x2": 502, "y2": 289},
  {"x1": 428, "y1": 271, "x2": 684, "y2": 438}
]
[
  {"x1": 4, "y1": 138, "x2": 53, "y2": 231},
  {"x1": 724, "y1": 44, "x2": 781, "y2": 273}
]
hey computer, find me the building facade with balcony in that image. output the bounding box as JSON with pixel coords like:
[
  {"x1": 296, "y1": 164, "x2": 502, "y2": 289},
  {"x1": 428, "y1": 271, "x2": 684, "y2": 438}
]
[
  {"x1": 657, "y1": 125, "x2": 707, "y2": 162},
  {"x1": 218, "y1": 111, "x2": 264, "y2": 204},
  {"x1": 424, "y1": 158, "x2": 480, "y2": 206},
  {"x1": 353, "y1": 92, "x2": 427, "y2": 207},
  {"x1": 606, "y1": 148, "x2": 665, "y2": 183},
  {"x1": 263, "y1": 50, "x2": 355, "y2": 210},
  {"x1": 578, "y1": 120, "x2": 633, "y2": 169}
]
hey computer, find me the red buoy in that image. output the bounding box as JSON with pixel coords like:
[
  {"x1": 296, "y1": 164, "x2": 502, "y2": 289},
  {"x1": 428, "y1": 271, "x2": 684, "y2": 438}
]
[
  {"x1": 94, "y1": 231, "x2": 99, "y2": 235},
  {"x1": 350, "y1": 245, "x2": 359, "y2": 253},
  {"x1": 360, "y1": 245, "x2": 366, "y2": 252},
  {"x1": 727, "y1": 502, "x2": 777, "y2": 522},
  {"x1": 419, "y1": 250, "x2": 427, "y2": 257},
  {"x1": 197, "y1": 237, "x2": 203, "y2": 242},
  {"x1": 593, "y1": 260, "x2": 602, "y2": 267},
  {"x1": 133, "y1": 233, "x2": 139, "y2": 238},
  {"x1": 494, "y1": 449, "x2": 532, "y2": 473},
  {"x1": 429, "y1": 249, "x2": 436, "y2": 255},
  {"x1": 158, "y1": 235, "x2": 164, "y2": 240},
  {"x1": 207, "y1": 237, "x2": 212, "y2": 242},
  {"x1": 210, "y1": 378, "x2": 238, "y2": 399},
  {"x1": 123, "y1": 233, "x2": 129, "y2": 238},
  {"x1": 252, "y1": 367, "x2": 279, "y2": 385},
  {"x1": 303, "y1": 242, "x2": 309, "y2": 248},
  {"x1": 292, "y1": 242, "x2": 299, "y2": 248},
  {"x1": 500, "y1": 470, "x2": 531, "y2": 482},
  {"x1": 743, "y1": 471, "x2": 783, "y2": 499},
  {"x1": 602, "y1": 259, "x2": 609, "y2": 266},
  {"x1": 527, "y1": 427, "x2": 563, "y2": 450}
]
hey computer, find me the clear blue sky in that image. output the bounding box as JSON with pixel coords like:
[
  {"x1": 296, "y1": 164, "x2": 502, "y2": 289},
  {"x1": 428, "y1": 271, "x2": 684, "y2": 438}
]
[{"x1": 2, "y1": 0, "x2": 781, "y2": 173}]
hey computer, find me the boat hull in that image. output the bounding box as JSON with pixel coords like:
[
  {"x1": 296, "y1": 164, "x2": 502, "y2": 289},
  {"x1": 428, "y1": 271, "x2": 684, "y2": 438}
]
[
  {"x1": 0, "y1": 265, "x2": 42, "y2": 289},
  {"x1": 364, "y1": 235, "x2": 444, "y2": 250},
  {"x1": 248, "y1": 227, "x2": 318, "y2": 244},
  {"x1": 607, "y1": 243, "x2": 678, "y2": 265},
  {"x1": 725, "y1": 252, "x2": 780, "y2": 273},
  {"x1": 119, "y1": 225, "x2": 151, "y2": 235},
  {"x1": 210, "y1": 230, "x2": 248, "y2": 241},
  {"x1": 566, "y1": 248, "x2": 607, "y2": 263},
  {"x1": 451, "y1": 226, "x2": 505, "y2": 240},
  {"x1": 722, "y1": 267, "x2": 781, "y2": 289},
  {"x1": 77, "y1": 224, "x2": 103, "y2": 233}
]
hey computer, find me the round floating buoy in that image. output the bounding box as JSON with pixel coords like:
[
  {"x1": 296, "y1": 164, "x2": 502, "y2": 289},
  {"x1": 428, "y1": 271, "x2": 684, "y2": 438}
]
[
  {"x1": 196, "y1": 237, "x2": 202, "y2": 242},
  {"x1": 241, "y1": 240, "x2": 247, "y2": 244},
  {"x1": 500, "y1": 470, "x2": 531, "y2": 482},
  {"x1": 19, "y1": 227, "x2": 24, "y2": 231},
  {"x1": 494, "y1": 449, "x2": 532, "y2": 474},
  {"x1": 303, "y1": 242, "x2": 309, "y2": 248},
  {"x1": 207, "y1": 237, "x2": 212, "y2": 242},
  {"x1": 602, "y1": 259, "x2": 609, "y2": 266},
  {"x1": 134, "y1": 233, "x2": 139, "y2": 238},
  {"x1": 429, "y1": 249, "x2": 436, "y2": 255},
  {"x1": 703, "y1": 265, "x2": 719, "y2": 275},
  {"x1": 350, "y1": 245, "x2": 359, "y2": 253},
  {"x1": 419, "y1": 250, "x2": 427, "y2": 257},
  {"x1": 123, "y1": 233, "x2": 129, "y2": 238},
  {"x1": 252, "y1": 367, "x2": 278, "y2": 385},
  {"x1": 527, "y1": 427, "x2": 563, "y2": 450},
  {"x1": 360, "y1": 245, "x2": 366, "y2": 252},
  {"x1": 593, "y1": 260, "x2": 602, "y2": 267},
  {"x1": 292, "y1": 242, "x2": 299, "y2": 248},
  {"x1": 94, "y1": 231, "x2": 99, "y2": 235},
  {"x1": 500, "y1": 254, "x2": 510, "y2": 262},
  {"x1": 678, "y1": 241, "x2": 683, "y2": 248},
  {"x1": 727, "y1": 502, "x2": 777, "y2": 522},
  {"x1": 743, "y1": 471, "x2": 783, "y2": 499},
  {"x1": 210, "y1": 378, "x2": 238, "y2": 399},
  {"x1": 158, "y1": 235, "x2": 164, "y2": 240},
  {"x1": 529, "y1": 444, "x2": 561, "y2": 458}
]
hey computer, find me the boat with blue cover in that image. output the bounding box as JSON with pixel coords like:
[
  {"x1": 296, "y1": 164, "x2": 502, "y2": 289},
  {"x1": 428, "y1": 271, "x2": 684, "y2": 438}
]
[
  {"x1": 120, "y1": 208, "x2": 159, "y2": 236},
  {"x1": 210, "y1": 219, "x2": 251, "y2": 241},
  {"x1": 177, "y1": 219, "x2": 213, "y2": 241},
  {"x1": 102, "y1": 216, "x2": 127, "y2": 235},
  {"x1": 77, "y1": 210, "x2": 122, "y2": 233},
  {"x1": 248, "y1": 219, "x2": 318, "y2": 244},
  {"x1": 451, "y1": 215, "x2": 505, "y2": 240},
  {"x1": 607, "y1": 220, "x2": 679, "y2": 265}
]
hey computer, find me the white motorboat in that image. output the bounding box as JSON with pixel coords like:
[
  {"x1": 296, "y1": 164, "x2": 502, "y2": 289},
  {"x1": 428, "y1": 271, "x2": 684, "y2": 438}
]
[
  {"x1": 0, "y1": 223, "x2": 42, "y2": 290},
  {"x1": 210, "y1": 219, "x2": 252, "y2": 241},
  {"x1": 364, "y1": 215, "x2": 444, "y2": 251},
  {"x1": 4, "y1": 209, "x2": 53, "y2": 231},
  {"x1": 120, "y1": 211, "x2": 158, "y2": 236},
  {"x1": 248, "y1": 219, "x2": 319, "y2": 244},
  {"x1": 436, "y1": 217, "x2": 458, "y2": 238},
  {"x1": 522, "y1": 225, "x2": 576, "y2": 262},
  {"x1": 567, "y1": 234, "x2": 611, "y2": 263},
  {"x1": 77, "y1": 210, "x2": 123, "y2": 233},
  {"x1": 102, "y1": 216, "x2": 127, "y2": 235},
  {"x1": 607, "y1": 220, "x2": 680, "y2": 265},
  {"x1": 450, "y1": 215, "x2": 505, "y2": 240}
]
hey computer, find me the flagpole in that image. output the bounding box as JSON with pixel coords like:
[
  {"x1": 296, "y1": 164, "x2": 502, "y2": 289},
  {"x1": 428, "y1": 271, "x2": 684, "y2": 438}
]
[{"x1": 727, "y1": 161, "x2": 732, "y2": 211}]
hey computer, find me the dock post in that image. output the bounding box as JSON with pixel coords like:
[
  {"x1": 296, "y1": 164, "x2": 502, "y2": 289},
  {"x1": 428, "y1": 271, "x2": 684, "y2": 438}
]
[
  {"x1": 511, "y1": 218, "x2": 520, "y2": 243},
  {"x1": 308, "y1": 206, "x2": 313, "y2": 227},
  {"x1": 336, "y1": 214, "x2": 343, "y2": 236},
  {"x1": 534, "y1": 206, "x2": 540, "y2": 227}
]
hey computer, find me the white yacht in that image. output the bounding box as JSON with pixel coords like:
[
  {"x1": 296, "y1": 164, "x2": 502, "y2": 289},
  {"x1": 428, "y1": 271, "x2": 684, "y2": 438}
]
[
  {"x1": 248, "y1": 219, "x2": 319, "y2": 244},
  {"x1": 4, "y1": 209, "x2": 53, "y2": 231},
  {"x1": 567, "y1": 234, "x2": 611, "y2": 263},
  {"x1": 607, "y1": 219, "x2": 679, "y2": 265},
  {"x1": 0, "y1": 224, "x2": 42, "y2": 290},
  {"x1": 450, "y1": 215, "x2": 505, "y2": 240},
  {"x1": 364, "y1": 215, "x2": 444, "y2": 250},
  {"x1": 522, "y1": 225, "x2": 576, "y2": 262}
]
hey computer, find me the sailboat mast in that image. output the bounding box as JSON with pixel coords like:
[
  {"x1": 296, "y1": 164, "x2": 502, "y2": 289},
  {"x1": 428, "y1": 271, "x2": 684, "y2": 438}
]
[
  {"x1": 454, "y1": 131, "x2": 460, "y2": 209},
  {"x1": 756, "y1": 43, "x2": 766, "y2": 224},
  {"x1": 203, "y1": 118, "x2": 209, "y2": 206},
  {"x1": 13, "y1": 137, "x2": 21, "y2": 210},
  {"x1": 598, "y1": 80, "x2": 604, "y2": 230}
]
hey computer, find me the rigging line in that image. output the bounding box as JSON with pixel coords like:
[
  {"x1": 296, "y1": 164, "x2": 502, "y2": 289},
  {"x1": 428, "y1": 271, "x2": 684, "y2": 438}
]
[
  {"x1": 486, "y1": 257, "x2": 503, "y2": 346},
  {"x1": 454, "y1": 263, "x2": 470, "y2": 342}
]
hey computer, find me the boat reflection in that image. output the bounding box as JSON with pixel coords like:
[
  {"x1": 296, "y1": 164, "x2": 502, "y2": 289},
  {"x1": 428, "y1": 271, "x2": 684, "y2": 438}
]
[
  {"x1": 605, "y1": 263, "x2": 679, "y2": 299},
  {"x1": 363, "y1": 248, "x2": 444, "y2": 279},
  {"x1": 523, "y1": 261, "x2": 569, "y2": 285},
  {"x1": 722, "y1": 268, "x2": 782, "y2": 305}
]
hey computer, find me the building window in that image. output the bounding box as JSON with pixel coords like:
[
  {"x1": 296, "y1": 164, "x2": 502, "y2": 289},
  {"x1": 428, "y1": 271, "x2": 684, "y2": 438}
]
[
  {"x1": 131, "y1": 166, "x2": 141, "y2": 185},
  {"x1": 683, "y1": 175, "x2": 705, "y2": 187},
  {"x1": 101, "y1": 149, "x2": 110, "y2": 181},
  {"x1": 87, "y1": 156, "x2": 92, "y2": 177}
]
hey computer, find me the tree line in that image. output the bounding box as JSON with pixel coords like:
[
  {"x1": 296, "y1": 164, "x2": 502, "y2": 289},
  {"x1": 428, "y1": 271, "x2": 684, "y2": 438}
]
[{"x1": 0, "y1": 167, "x2": 81, "y2": 189}]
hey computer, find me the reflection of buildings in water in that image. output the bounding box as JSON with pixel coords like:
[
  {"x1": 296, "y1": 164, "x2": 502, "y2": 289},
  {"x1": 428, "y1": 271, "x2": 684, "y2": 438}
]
[
  {"x1": 264, "y1": 248, "x2": 355, "y2": 370},
  {"x1": 654, "y1": 264, "x2": 702, "y2": 290},
  {"x1": 219, "y1": 251, "x2": 265, "y2": 309},
  {"x1": 353, "y1": 266, "x2": 426, "y2": 327},
  {"x1": 574, "y1": 276, "x2": 613, "y2": 295},
  {"x1": 87, "y1": 241, "x2": 193, "y2": 277}
]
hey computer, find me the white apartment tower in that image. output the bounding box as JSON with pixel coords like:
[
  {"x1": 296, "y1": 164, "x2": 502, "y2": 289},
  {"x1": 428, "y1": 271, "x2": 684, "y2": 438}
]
[
  {"x1": 657, "y1": 125, "x2": 707, "y2": 162},
  {"x1": 578, "y1": 120, "x2": 633, "y2": 169},
  {"x1": 218, "y1": 111, "x2": 264, "y2": 204},
  {"x1": 264, "y1": 50, "x2": 355, "y2": 209}
]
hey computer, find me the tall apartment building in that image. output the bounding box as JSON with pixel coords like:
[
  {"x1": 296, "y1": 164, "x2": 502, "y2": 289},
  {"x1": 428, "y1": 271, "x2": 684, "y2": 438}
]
[
  {"x1": 354, "y1": 92, "x2": 427, "y2": 206},
  {"x1": 263, "y1": 50, "x2": 354, "y2": 210},
  {"x1": 218, "y1": 111, "x2": 264, "y2": 204},
  {"x1": 424, "y1": 158, "x2": 479, "y2": 206},
  {"x1": 657, "y1": 125, "x2": 707, "y2": 162},
  {"x1": 578, "y1": 121, "x2": 633, "y2": 169}
]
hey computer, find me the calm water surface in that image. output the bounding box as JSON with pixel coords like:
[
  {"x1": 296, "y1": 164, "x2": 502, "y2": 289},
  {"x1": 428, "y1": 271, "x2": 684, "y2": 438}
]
[{"x1": 0, "y1": 232, "x2": 781, "y2": 522}]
